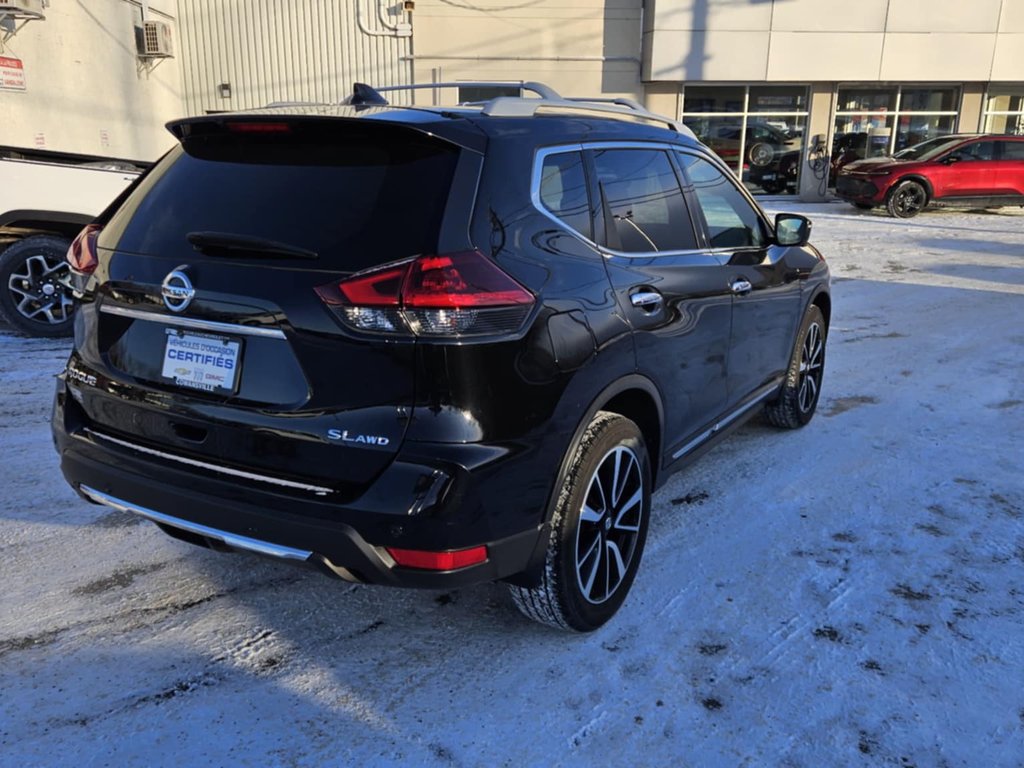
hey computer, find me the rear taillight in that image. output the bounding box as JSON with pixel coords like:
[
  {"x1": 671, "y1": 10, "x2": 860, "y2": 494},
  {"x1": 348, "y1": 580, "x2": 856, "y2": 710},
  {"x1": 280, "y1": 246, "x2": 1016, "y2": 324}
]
[
  {"x1": 315, "y1": 250, "x2": 534, "y2": 338},
  {"x1": 67, "y1": 223, "x2": 102, "y2": 275}
]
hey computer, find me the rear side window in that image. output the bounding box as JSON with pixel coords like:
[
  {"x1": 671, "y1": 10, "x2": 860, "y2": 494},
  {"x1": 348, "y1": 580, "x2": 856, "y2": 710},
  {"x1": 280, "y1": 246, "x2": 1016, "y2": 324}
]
[
  {"x1": 106, "y1": 123, "x2": 459, "y2": 272},
  {"x1": 677, "y1": 153, "x2": 766, "y2": 249},
  {"x1": 538, "y1": 151, "x2": 592, "y2": 240},
  {"x1": 592, "y1": 149, "x2": 697, "y2": 253},
  {"x1": 997, "y1": 141, "x2": 1024, "y2": 160}
]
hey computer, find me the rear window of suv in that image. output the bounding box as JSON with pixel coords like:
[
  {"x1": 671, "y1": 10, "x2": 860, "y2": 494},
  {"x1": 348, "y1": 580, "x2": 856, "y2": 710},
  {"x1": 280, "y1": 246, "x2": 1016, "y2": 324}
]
[{"x1": 105, "y1": 122, "x2": 460, "y2": 272}]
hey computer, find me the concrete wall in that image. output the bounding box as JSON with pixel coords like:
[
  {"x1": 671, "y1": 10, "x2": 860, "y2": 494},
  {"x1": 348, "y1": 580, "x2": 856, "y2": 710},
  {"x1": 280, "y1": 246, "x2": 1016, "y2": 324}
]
[
  {"x1": 0, "y1": 0, "x2": 182, "y2": 160},
  {"x1": 174, "y1": 0, "x2": 412, "y2": 115},
  {"x1": 645, "y1": 0, "x2": 1023, "y2": 83},
  {"x1": 410, "y1": 0, "x2": 644, "y2": 101}
]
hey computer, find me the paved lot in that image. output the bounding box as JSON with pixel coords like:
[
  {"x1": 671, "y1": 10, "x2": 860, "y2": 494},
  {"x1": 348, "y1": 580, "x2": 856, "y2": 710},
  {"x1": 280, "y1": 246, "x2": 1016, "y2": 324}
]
[{"x1": 2, "y1": 203, "x2": 1023, "y2": 766}]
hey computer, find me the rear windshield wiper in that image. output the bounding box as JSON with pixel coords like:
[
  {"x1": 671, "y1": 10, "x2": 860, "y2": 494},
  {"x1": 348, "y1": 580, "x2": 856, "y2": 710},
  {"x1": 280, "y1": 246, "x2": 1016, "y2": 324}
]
[{"x1": 187, "y1": 231, "x2": 318, "y2": 260}]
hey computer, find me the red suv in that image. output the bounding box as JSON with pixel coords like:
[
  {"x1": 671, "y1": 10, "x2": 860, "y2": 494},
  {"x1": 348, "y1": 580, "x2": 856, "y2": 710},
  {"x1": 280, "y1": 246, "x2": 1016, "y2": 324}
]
[{"x1": 836, "y1": 134, "x2": 1024, "y2": 218}]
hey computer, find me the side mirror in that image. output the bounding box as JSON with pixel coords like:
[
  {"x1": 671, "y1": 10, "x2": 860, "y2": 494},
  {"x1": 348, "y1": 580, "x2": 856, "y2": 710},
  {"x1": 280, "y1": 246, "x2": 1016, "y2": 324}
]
[
  {"x1": 774, "y1": 213, "x2": 811, "y2": 247},
  {"x1": 943, "y1": 154, "x2": 962, "y2": 164}
]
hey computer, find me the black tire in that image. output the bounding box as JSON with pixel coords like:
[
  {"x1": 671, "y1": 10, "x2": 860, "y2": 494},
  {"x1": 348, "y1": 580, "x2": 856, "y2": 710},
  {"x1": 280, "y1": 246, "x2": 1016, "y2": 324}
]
[
  {"x1": 509, "y1": 412, "x2": 651, "y2": 632},
  {"x1": 764, "y1": 304, "x2": 826, "y2": 429},
  {"x1": 0, "y1": 235, "x2": 75, "y2": 337},
  {"x1": 853, "y1": 203, "x2": 874, "y2": 210},
  {"x1": 886, "y1": 179, "x2": 927, "y2": 218}
]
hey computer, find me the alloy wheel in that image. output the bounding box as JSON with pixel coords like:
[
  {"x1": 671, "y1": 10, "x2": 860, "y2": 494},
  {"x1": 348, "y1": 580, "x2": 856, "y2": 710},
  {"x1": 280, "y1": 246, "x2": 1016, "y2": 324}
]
[
  {"x1": 797, "y1": 321, "x2": 824, "y2": 413},
  {"x1": 574, "y1": 445, "x2": 645, "y2": 605},
  {"x1": 7, "y1": 253, "x2": 74, "y2": 327},
  {"x1": 894, "y1": 186, "x2": 925, "y2": 216}
]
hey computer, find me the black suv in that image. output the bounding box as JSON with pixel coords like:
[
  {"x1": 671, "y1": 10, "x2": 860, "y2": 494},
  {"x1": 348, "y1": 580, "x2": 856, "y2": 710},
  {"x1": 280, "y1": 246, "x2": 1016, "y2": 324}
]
[{"x1": 52, "y1": 82, "x2": 830, "y2": 631}]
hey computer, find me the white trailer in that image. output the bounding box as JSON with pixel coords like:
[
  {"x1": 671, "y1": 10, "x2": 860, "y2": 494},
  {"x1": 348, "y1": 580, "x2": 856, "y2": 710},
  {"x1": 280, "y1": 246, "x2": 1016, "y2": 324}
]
[{"x1": 0, "y1": 147, "x2": 144, "y2": 336}]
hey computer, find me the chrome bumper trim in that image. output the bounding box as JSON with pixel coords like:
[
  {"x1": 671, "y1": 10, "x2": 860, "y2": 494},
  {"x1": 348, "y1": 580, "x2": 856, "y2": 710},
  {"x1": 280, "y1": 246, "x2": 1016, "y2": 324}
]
[
  {"x1": 84, "y1": 428, "x2": 333, "y2": 496},
  {"x1": 99, "y1": 304, "x2": 287, "y2": 339},
  {"x1": 80, "y1": 485, "x2": 313, "y2": 561}
]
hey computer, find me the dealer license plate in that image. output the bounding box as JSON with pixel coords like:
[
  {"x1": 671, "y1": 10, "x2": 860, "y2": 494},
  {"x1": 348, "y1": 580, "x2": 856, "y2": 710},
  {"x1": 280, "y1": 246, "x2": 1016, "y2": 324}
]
[{"x1": 160, "y1": 329, "x2": 242, "y2": 394}]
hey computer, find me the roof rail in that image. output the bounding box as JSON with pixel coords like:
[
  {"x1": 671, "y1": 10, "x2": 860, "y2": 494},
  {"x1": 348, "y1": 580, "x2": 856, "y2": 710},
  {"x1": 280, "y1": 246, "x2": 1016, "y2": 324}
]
[
  {"x1": 345, "y1": 81, "x2": 688, "y2": 135},
  {"x1": 347, "y1": 81, "x2": 561, "y2": 105},
  {"x1": 484, "y1": 95, "x2": 686, "y2": 134}
]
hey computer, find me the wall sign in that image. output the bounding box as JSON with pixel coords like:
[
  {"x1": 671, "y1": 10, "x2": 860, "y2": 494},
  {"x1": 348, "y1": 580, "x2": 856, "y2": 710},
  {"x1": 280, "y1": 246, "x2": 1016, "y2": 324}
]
[{"x1": 1, "y1": 55, "x2": 26, "y2": 91}]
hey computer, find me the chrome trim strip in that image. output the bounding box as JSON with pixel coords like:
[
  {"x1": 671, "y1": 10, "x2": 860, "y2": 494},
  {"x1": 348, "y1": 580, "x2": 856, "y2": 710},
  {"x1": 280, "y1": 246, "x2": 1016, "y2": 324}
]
[
  {"x1": 83, "y1": 428, "x2": 333, "y2": 496},
  {"x1": 99, "y1": 304, "x2": 287, "y2": 339},
  {"x1": 79, "y1": 485, "x2": 313, "y2": 561},
  {"x1": 530, "y1": 144, "x2": 712, "y2": 261},
  {"x1": 671, "y1": 382, "x2": 780, "y2": 460}
]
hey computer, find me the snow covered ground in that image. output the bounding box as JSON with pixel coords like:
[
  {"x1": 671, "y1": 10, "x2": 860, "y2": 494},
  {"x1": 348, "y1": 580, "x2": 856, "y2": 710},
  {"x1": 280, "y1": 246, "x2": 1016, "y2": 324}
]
[{"x1": 2, "y1": 202, "x2": 1022, "y2": 767}]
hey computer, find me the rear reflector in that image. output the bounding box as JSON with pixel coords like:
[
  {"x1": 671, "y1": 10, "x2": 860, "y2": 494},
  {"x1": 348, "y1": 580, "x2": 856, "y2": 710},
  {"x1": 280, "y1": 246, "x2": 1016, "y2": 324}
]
[
  {"x1": 315, "y1": 250, "x2": 534, "y2": 338},
  {"x1": 67, "y1": 223, "x2": 102, "y2": 275},
  {"x1": 386, "y1": 545, "x2": 488, "y2": 571}
]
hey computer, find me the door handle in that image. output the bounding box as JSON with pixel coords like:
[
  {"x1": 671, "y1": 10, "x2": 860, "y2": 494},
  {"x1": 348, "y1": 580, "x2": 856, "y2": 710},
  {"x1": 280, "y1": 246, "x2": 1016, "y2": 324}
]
[
  {"x1": 730, "y1": 279, "x2": 753, "y2": 296},
  {"x1": 630, "y1": 290, "x2": 663, "y2": 311}
]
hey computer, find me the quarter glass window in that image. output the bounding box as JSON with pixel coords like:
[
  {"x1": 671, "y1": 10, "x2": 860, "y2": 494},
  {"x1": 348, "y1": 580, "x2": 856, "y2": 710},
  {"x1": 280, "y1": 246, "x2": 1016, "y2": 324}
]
[{"x1": 539, "y1": 152, "x2": 592, "y2": 239}]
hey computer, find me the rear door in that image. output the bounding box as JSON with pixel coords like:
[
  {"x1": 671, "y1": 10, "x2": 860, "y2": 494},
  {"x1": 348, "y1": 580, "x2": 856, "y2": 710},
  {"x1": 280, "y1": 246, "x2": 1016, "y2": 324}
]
[
  {"x1": 78, "y1": 117, "x2": 467, "y2": 493},
  {"x1": 585, "y1": 144, "x2": 734, "y2": 454},
  {"x1": 993, "y1": 140, "x2": 1024, "y2": 196}
]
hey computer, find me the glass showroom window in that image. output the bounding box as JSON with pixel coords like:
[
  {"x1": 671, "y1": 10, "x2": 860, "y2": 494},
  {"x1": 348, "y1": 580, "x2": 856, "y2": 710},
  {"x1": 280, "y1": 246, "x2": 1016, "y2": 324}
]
[
  {"x1": 832, "y1": 86, "x2": 959, "y2": 182},
  {"x1": 984, "y1": 87, "x2": 1024, "y2": 135},
  {"x1": 682, "y1": 85, "x2": 808, "y2": 195}
]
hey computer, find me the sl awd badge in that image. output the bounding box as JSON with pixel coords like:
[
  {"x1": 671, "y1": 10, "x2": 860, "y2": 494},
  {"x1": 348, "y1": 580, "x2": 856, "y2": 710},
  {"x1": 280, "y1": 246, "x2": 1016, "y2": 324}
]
[
  {"x1": 161, "y1": 266, "x2": 195, "y2": 312},
  {"x1": 327, "y1": 429, "x2": 390, "y2": 446}
]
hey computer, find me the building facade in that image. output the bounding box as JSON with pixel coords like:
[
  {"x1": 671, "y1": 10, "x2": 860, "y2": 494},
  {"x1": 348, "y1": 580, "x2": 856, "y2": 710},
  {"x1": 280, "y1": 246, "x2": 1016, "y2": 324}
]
[
  {"x1": 1, "y1": 0, "x2": 183, "y2": 160},
  {"x1": 2, "y1": 0, "x2": 1022, "y2": 200},
  {"x1": 642, "y1": 0, "x2": 1024, "y2": 198}
]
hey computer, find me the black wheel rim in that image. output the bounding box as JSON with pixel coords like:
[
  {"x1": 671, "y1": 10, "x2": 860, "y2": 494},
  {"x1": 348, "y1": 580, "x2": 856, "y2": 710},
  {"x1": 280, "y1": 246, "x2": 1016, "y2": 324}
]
[
  {"x1": 894, "y1": 185, "x2": 924, "y2": 216},
  {"x1": 797, "y1": 321, "x2": 824, "y2": 413},
  {"x1": 575, "y1": 445, "x2": 644, "y2": 605},
  {"x1": 7, "y1": 253, "x2": 74, "y2": 326}
]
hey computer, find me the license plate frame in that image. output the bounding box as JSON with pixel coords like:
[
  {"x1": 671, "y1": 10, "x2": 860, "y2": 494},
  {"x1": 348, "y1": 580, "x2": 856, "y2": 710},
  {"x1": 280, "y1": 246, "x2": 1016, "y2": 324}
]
[{"x1": 160, "y1": 328, "x2": 242, "y2": 395}]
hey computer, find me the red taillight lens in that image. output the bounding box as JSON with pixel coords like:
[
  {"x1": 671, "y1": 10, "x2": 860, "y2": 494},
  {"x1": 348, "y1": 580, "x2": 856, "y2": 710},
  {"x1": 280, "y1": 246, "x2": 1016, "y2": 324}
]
[
  {"x1": 331, "y1": 262, "x2": 408, "y2": 307},
  {"x1": 315, "y1": 250, "x2": 534, "y2": 338},
  {"x1": 386, "y1": 545, "x2": 488, "y2": 571},
  {"x1": 404, "y1": 252, "x2": 536, "y2": 308},
  {"x1": 67, "y1": 223, "x2": 102, "y2": 275}
]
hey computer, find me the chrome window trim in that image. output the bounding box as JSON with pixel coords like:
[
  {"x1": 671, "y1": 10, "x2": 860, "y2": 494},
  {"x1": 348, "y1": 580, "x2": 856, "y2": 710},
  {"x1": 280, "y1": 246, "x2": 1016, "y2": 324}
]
[
  {"x1": 79, "y1": 485, "x2": 314, "y2": 561},
  {"x1": 531, "y1": 142, "x2": 709, "y2": 260},
  {"x1": 99, "y1": 304, "x2": 287, "y2": 339},
  {"x1": 83, "y1": 428, "x2": 334, "y2": 496}
]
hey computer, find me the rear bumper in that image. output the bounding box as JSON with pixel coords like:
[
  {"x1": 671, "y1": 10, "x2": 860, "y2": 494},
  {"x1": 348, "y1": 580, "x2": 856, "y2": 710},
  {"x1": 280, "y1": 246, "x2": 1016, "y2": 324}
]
[{"x1": 54, "y1": 378, "x2": 549, "y2": 588}]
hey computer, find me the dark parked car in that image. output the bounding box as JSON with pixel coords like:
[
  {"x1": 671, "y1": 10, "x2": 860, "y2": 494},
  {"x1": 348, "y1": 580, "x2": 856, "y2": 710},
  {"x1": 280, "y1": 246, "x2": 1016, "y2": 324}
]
[
  {"x1": 836, "y1": 134, "x2": 1024, "y2": 217},
  {"x1": 53, "y1": 82, "x2": 831, "y2": 631}
]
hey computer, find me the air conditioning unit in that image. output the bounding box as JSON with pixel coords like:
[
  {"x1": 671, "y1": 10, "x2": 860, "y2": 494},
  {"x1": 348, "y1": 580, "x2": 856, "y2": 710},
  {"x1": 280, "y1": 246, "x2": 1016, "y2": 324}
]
[
  {"x1": 0, "y1": 1, "x2": 48, "y2": 16},
  {"x1": 138, "y1": 19, "x2": 173, "y2": 58}
]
